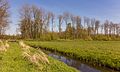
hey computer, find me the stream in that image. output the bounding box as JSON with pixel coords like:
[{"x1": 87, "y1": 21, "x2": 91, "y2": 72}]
[{"x1": 42, "y1": 50, "x2": 119, "y2": 72}]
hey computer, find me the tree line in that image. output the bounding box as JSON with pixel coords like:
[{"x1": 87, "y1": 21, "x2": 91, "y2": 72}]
[
  {"x1": 19, "y1": 5, "x2": 120, "y2": 40},
  {"x1": 1, "y1": 0, "x2": 120, "y2": 40}
]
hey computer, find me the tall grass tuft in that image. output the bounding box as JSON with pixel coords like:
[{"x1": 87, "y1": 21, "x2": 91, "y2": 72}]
[{"x1": 19, "y1": 41, "x2": 49, "y2": 70}]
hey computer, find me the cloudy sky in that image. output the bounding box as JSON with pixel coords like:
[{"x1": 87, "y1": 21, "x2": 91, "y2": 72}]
[{"x1": 6, "y1": 0, "x2": 120, "y2": 35}]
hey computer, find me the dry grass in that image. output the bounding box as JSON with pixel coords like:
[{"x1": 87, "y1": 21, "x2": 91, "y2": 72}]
[
  {"x1": 19, "y1": 41, "x2": 49, "y2": 70},
  {"x1": 0, "y1": 40, "x2": 9, "y2": 52},
  {"x1": 5, "y1": 40, "x2": 10, "y2": 48}
]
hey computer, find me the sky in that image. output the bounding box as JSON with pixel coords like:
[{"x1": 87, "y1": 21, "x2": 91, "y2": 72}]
[{"x1": 6, "y1": 0, "x2": 120, "y2": 35}]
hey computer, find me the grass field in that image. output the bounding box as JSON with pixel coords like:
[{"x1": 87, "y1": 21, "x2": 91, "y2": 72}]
[
  {"x1": 0, "y1": 42, "x2": 78, "y2": 72},
  {"x1": 26, "y1": 40, "x2": 120, "y2": 71}
]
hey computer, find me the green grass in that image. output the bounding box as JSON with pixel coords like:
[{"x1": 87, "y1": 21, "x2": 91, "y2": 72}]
[
  {"x1": 26, "y1": 40, "x2": 120, "y2": 70},
  {"x1": 0, "y1": 42, "x2": 78, "y2": 72}
]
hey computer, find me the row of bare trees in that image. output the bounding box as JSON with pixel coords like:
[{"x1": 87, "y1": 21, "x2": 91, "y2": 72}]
[
  {"x1": 1, "y1": 0, "x2": 120, "y2": 40},
  {"x1": 19, "y1": 5, "x2": 56, "y2": 39},
  {"x1": 19, "y1": 4, "x2": 120, "y2": 40}
]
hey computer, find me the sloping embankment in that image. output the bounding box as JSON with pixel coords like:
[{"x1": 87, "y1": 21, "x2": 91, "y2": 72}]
[{"x1": 0, "y1": 41, "x2": 79, "y2": 72}]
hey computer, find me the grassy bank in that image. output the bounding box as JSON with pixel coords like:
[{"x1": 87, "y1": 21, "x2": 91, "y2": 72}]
[
  {"x1": 0, "y1": 42, "x2": 78, "y2": 72},
  {"x1": 26, "y1": 40, "x2": 120, "y2": 71}
]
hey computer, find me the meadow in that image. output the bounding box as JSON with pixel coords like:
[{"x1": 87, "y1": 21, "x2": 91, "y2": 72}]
[
  {"x1": 26, "y1": 40, "x2": 120, "y2": 71},
  {"x1": 0, "y1": 42, "x2": 78, "y2": 72}
]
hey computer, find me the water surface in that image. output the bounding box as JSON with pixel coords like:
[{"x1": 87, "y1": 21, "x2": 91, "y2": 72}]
[{"x1": 43, "y1": 50, "x2": 118, "y2": 72}]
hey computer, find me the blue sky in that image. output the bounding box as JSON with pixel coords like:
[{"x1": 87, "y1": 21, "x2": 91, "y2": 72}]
[{"x1": 6, "y1": 0, "x2": 120, "y2": 35}]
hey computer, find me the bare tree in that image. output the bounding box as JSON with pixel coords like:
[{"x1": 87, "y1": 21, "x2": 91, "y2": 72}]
[
  {"x1": 63, "y1": 12, "x2": 71, "y2": 26},
  {"x1": 75, "y1": 16, "x2": 82, "y2": 38},
  {"x1": 32, "y1": 5, "x2": 44, "y2": 38},
  {"x1": 50, "y1": 12, "x2": 55, "y2": 33},
  {"x1": 63, "y1": 12, "x2": 71, "y2": 39},
  {"x1": 19, "y1": 5, "x2": 45, "y2": 39},
  {"x1": 70, "y1": 14, "x2": 76, "y2": 39},
  {"x1": 109, "y1": 22, "x2": 113, "y2": 36},
  {"x1": 0, "y1": 0, "x2": 9, "y2": 35},
  {"x1": 19, "y1": 5, "x2": 32, "y2": 38},
  {"x1": 104, "y1": 20, "x2": 109, "y2": 35},
  {"x1": 84, "y1": 17, "x2": 91, "y2": 36},
  {"x1": 101, "y1": 24, "x2": 104, "y2": 34},
  {"x1": 44, "y1": 12, "x2": 51, "y2": 33},
  {"x1": 116, "y1": 24, "x2": 120, "y2": 36},
  {"x1": 90, "y1": 18, "x2": 95, "y2": 35},
  {"x1": 95, "y1": 20, "x2": 100, "y2": 35},
  {"x1": 58, "y1": 15, "x2": 63, "y2": 37}
]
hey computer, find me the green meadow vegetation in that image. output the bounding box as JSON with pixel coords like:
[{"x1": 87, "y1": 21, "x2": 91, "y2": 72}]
[
  {"x1": 26, "y1": 40, "x2": 120, "y2": 71},
  {"x1": 1, "y1": 0, "x2": 120, "y2": 72},
  {"x1": 0, "y1": 42, "x2": 79, "y2": 72}
]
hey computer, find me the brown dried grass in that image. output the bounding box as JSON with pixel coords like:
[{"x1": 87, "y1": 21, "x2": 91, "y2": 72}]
[
  {"x1": 19, "y1": 41, "x2": 49, "y2": 70},
  {"x1": 0, "y1": 40, "x2": 9, "y2": 52}
]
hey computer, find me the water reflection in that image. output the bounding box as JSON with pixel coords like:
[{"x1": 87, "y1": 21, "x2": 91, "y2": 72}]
[
  {"x1": 43, "y1": 50, "x2": 118, "y2": 72},
  {"x1": 49, "y1": 53, "x2": 101, "y2": 72}
]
